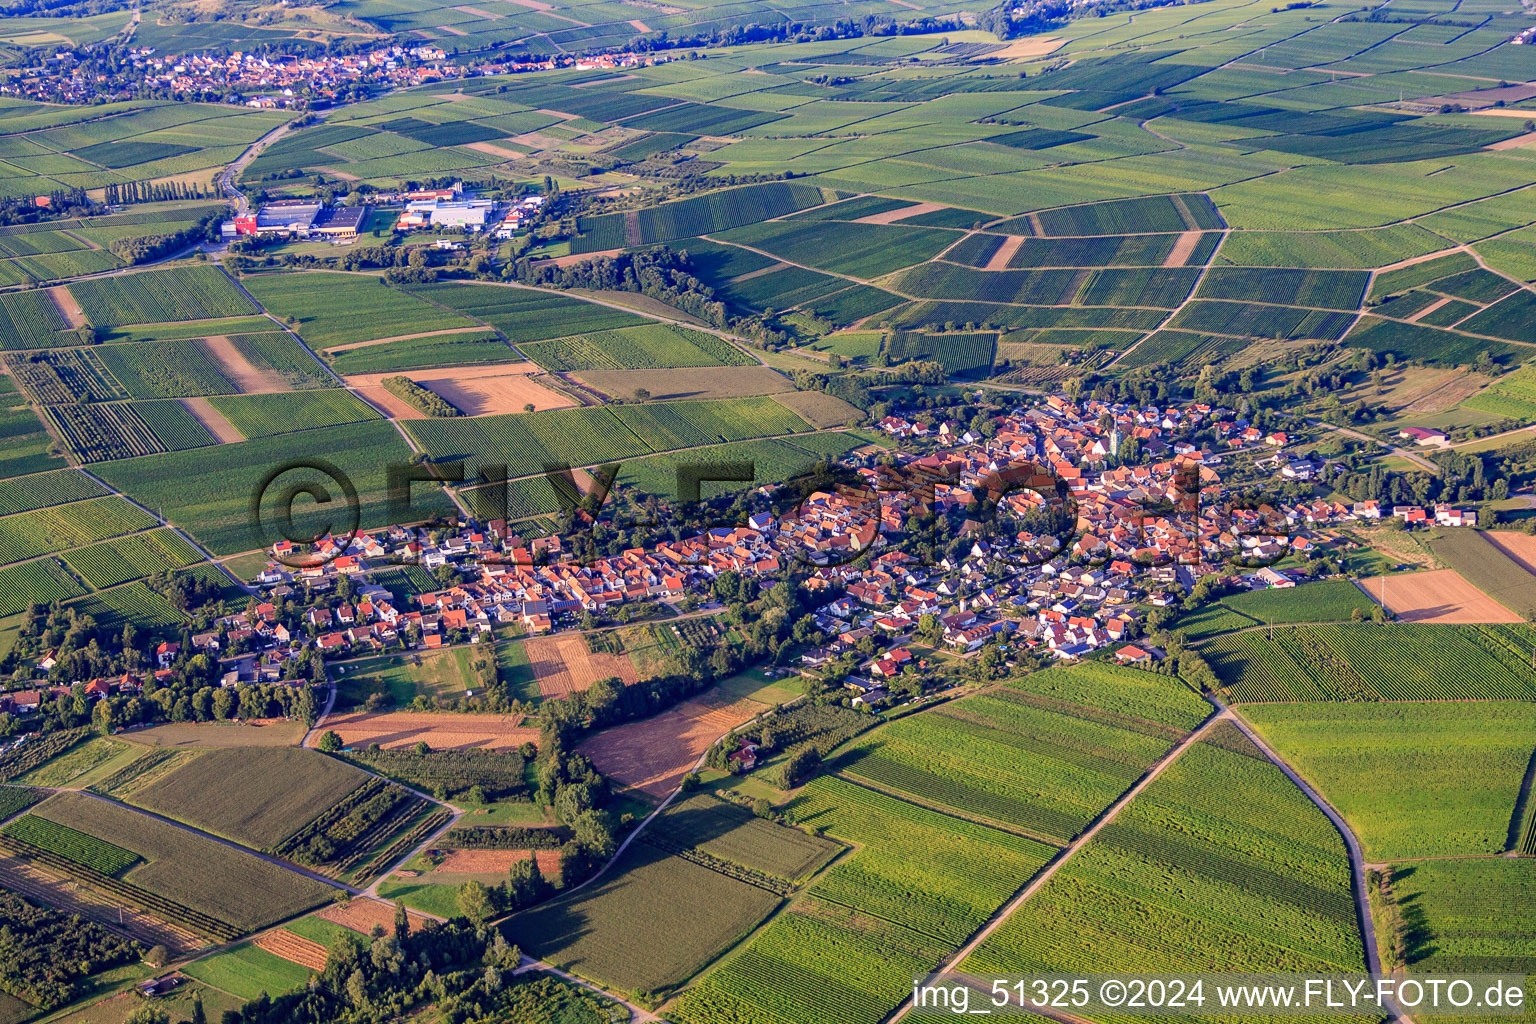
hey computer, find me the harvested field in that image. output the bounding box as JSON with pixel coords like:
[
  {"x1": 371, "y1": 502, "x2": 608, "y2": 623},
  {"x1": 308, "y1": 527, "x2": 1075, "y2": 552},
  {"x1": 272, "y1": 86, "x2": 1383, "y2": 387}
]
[
  {"x1": 1487, "y1": 131, "x2": 1536, "y2": 151},
  {"x1": 772, "y1": 390, "x2": 862, "y2": 428},
  {"x1": 254, "y1": 928, "x2": 328, "y2": 971},
  {"x1": 578, "y1": 692, "x2": 767, "y2": 798},
  {"x1": 628, "y1": 18, "x2": 650, "y2": 31},
  {"x1": 574, "y1": 365, "x2": 791, "y2": 401},
  {"x1": 991, "y1": 35, "x2": 1064, "y2": 59},
  {"x1": 1485, "y1": 531, "x2": 1536, "y2": 576},
  {"x1": 47, "y1": 285, "x2": 86, "y2": 328},
  {"x1": 309, "y1": 711, "x2": 538, "y2": 752},
  {"x1": 431, "y1": 847, "x2": 561, "y2": 875},
  {"x1": 317, "y1": 896, "x2": 434, "y2": 934},
  {"x1": 0, "y1": 851, "x2": 201, "y2": 953},
  {"x1": 985, "y1": 235, "x2": 1024, "y2": 271},
  {"x1": 344, "y1": 361, "x2": 572, "y2": 417},
  {"x1": 1163, "y1": 230, "x2": 1202, "y2": 267},
  {"x1": 181, "y1": 397, "x2": 244, "y2": 443},
  {"x1": 124, "y1": 719, "x2": 307, "y2": 748},
  {"x1": 524, "y1": 633, "x2": 641, "y2": 699},
  {"x1": 203, "y1": 335, "x2": 288, "y2": 394},
  {"x1": 549, "y1": 249, "x2": 621, "y2": 267},
  {"x1": 465, "y1": 141, "x2": 527, "y2": 160},
  {"x1": 854, "y1": 202, "x2": 946, "y2": 225},
  {"x1": 1357, "y1": 568, "x2": 1521, "y2": 623}
]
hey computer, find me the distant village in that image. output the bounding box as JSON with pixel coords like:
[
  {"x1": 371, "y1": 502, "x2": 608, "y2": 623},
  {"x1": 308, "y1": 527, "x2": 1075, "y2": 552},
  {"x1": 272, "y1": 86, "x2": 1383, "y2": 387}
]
[
  {"x1": 1, "y1": 42, "x2": 662, "y2": 105},
  {"x1": 0, "y1": 388, "x2": 1480, "y2": 718}
]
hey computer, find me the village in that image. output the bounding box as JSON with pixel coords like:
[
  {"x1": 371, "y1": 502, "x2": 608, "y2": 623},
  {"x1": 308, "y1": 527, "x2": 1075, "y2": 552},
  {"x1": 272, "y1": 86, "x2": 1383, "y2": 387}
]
[
  {"x1": 0, "y1": 389, "x2": 1479, "y2": 720},
  {"x1": 0, "y1": 42, "x2": 660, "y2": 105}
]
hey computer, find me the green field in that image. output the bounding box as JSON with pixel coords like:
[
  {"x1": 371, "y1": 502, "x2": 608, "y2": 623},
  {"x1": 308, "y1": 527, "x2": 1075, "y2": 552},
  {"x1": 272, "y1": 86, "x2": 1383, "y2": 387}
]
[
  {"x1": 1201, "y1": 624, "x2": 1536, "y2": 703},
  {"x1": 243, "y1": 271, "x2": 483, "y2": 349},
  {"x1": 124, "y1": 747, "x2": 369, "y2": 849},
  {"x1": 1241, "y1": 702, "x2": 1536, "y2": 861},
  {"x1": 962, "y1": 724, "x2": 1366, "y2": 988},
  {"x1": 69, "y1": 265, "x2": 256, "y2": 326}
]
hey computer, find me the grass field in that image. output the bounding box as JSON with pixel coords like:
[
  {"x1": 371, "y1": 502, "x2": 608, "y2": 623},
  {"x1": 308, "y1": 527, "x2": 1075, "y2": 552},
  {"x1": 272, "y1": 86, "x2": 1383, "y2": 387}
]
[
  {"x1": 1241, "y1": 702, "x2": 1536, "y2": 861},
  {"x1": 181, "y1": 941, "x2": 314, "y2": 1000},
  {"x1": 507, "y1": 839, "x2": 782, "y2": 997}
]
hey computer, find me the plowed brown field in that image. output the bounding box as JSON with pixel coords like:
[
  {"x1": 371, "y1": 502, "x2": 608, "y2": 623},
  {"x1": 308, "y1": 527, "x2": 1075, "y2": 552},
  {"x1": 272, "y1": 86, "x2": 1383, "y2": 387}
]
[
  {"x1": 309, "y1": 711, "x2": 537, "y2": 751},
  {"x1": 578, "y1": 692, "x2": 767, "y2": 798},
  {"x1": 525, "y1": 633, "x2": 639, "y2": 698}
]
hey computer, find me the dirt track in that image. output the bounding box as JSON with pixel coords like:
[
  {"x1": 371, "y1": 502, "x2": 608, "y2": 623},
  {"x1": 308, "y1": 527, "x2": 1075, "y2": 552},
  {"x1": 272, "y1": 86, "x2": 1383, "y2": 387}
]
[
  {"x1": 203, "y1": 335, "x2": 287, "y2": 394},
  {"x1": 181, "y1": 397, "x2": 244, "y2": 443}
]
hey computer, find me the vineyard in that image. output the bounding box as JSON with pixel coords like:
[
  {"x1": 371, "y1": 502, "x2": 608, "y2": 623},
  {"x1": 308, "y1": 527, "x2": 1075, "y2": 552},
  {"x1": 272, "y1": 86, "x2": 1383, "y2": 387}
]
[
  {"x1": 0, "y1": 290, "x2": 73, "y2": 349},
  {"x1": 339, "y1": 747, "x2": 530, "y2": 801},
  {"x1": 406, "y1": 405, "x2": 650, "y2": 478},
  {"x1": 647, "y1": 793, "x2": 840, "y2": 883},
  {"x1": 96, "y1": 339, "x2": 238, "y2": 399},
  {"x1": 671, "y1": 896, "x2": 947, "y2": 1024},
  {"x1": 2, "y1": 814, "x2": 142, "y2": 875},
  {"x1": 570, "y1": 181, "x2": 824, "y2": 252},
  {"x1": 1390, "y1": 859, "x2": 1534, "y2": 991},
  {"x1": 0, "y1": 558, "x2": 86, "y2": 616},
  {"x1": 964, "y1": 725, "x2": 1366, "y2": 981},
  {"x1": 0, "y1": 470, "x2": 106, "y2": 516},
  {"x1": 787, "y1": 775, "x2": 1055, "y2": 944},
  {"x1": 0, "y1": 729, "x2": 89, "y2": 783},
  {"x1": 834, "y1": 689, "x2": 1182, "y2": 844},
  {"x1": 63, "y1": 528, "x2": 202, "y2": 588},
  {"x1": 68, "y1": 265, "x2": 256, "y2": 326},
  {"x1": 5, "y1": 349, "x2": 123, "y2": 403},
  {"x1": 44, "y1": 402, "x2": 168, "y2": 461},
  {"x1": 1240, "y1": 701, "x2": 1536, "y2": 860},
  {"x1": 521, "y1": 324, "x2": 754, "y2": 371},
  {"x1": 270, "y1": 774, "x2": 430, "y2": 880},
  {"x1": 0, "y1": 495, "x2": 156, "y2": 565},
  {"x1": 1201, "y1": 623, "x2": 1536, "y2": 702}
]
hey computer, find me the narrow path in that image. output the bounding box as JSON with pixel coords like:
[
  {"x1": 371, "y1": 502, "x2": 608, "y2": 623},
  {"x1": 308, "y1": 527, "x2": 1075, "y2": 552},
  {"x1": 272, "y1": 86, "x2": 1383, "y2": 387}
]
[
  {"x1": 512, "y1": 957, "x2": 661, "y2": 1023},
  {"x1": 888, "y1": 706, "x2": 1226, "y2": 1022},
  {"x1": 361, "y1": 804, "x2": 463, "y2": 899}
]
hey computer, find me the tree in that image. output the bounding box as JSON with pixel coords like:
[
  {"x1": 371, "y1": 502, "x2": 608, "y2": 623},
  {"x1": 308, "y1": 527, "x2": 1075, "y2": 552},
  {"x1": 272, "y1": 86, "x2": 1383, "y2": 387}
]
[
  {"x1": 633, "y1": 387, "x2": 651, "y2": 402},
  {"x1": 393, "y1": 900, "x2": 411, "y2": 941},
  {"x1": 144, "y1": 944, "x2": 171, "y2": 967},
  {"x1": 457, "y1": 880, "x2": 492, "y2": 925},
  {"x1": 752, "y1": 797, "x2": 773, "y2": 818},
  {"x1": 190, "y1": 995, "x2": 207, "y2": 1024},
  {"x1": 125, "y1": 1007, "x2": 170, "y2": 1024},
  {"x1": 317, "y1": 730, "x2": 343, "y2": 752}
]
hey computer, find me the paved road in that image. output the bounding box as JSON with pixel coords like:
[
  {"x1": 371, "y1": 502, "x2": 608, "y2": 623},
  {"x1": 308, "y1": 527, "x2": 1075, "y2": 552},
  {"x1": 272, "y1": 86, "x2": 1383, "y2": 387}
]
[
  {"x1": 1311, "y1": 418, "x2": 1440, "y2": 473},
  {"x1": 220, "y1": 120, "x2": 297, "y2": 216}
]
